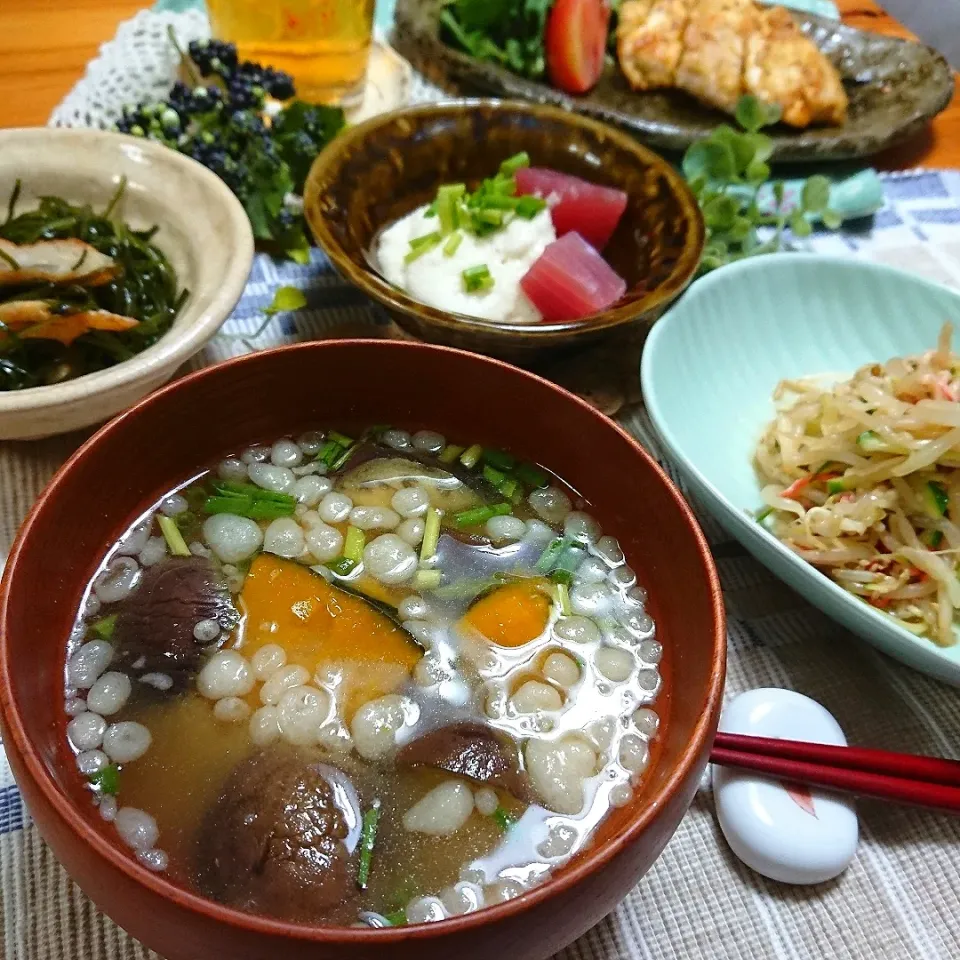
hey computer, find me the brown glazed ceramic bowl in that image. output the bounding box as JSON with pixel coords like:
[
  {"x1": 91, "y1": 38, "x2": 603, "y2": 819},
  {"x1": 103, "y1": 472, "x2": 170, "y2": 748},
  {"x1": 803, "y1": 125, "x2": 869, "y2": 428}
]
[
  {"x1": 303, "y1": 100, "x2": 704, "y2": 361},
  {"x1": 0, "y1": 341, "x2": 724, "y2": 960}
]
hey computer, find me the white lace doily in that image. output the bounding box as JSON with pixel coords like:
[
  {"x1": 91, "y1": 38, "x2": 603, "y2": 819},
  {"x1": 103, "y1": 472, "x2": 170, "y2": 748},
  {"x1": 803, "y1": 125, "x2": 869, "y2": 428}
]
[{"x1": 48, "y1": 8, "x2": 443, "y2": 130}]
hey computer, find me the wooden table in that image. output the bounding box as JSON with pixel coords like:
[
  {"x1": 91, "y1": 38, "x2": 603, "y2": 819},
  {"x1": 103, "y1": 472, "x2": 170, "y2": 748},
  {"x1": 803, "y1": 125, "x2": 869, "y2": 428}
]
[{"x1": 0, "y1": 0, "x2": 957, "y2": 169}]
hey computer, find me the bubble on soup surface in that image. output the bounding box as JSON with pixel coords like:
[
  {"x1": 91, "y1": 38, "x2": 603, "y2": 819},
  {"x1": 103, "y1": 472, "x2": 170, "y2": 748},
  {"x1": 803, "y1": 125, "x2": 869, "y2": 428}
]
[
  {"x1": 93, "y1": 557, "x2": 141, "y2": 604},
  {"x1": 563, "y1": 511, "x2": 601, "y2": 545},
  {"x1": 271, "y1": 438, "x2": 303, "y2": 467},
  {"x1": 440, "y1": 881, "x2": 485, "y2": 915},
  {"x1": 542, "y1": 651, "x2": 579, "y2": 687},
  {"x1": 292, "y1": 475, "x2": 330, "y2": 506},
  {"x1": 249, "y1": 705, "x2": 282, "y2": 746},
  {"x1": 350, "y1": 694, "x2": 407, "y2": 760},
  {"x1": 406, "y1": 896, "x2": 448, "y2": 924},
  {"x1": 76, "y1": 749, "x2": 108, "y2": 776},
  {"x1": 277, "y1": 685, "x2": 330, "y2": 745},
  {"x1": 486, "y1": 514, "x2": 526, "y2": 543},
  {"x1": 218, "y1": 457, "x2": 249, "y2": 481},
  {"x1": 413, "y1": 654, "x2": 450, "y2": 688},
  {"x1": 595, "y1": 535, "x2": 624, "y2": 565},
  {"x1": 86, "y1": 672, "x2": 132, "y2": 716},
  {"x1": 528, "y1": 487, "x2": 572, "y2": 524},
  {"x1": 525, "y1": 736, "x2": 597, "y2": 815},
  {"x1": 412, "y1": 430, "x2": 445, "y2": 453},
  {"x1": 197, "y1": 650, "x2": 254, "y2": 700},
  {"x1": 396, "y1": 517, "x2": 425, "y2": 546},
  {"x1": 214, "y1": 696, "x2": 251, "y2": 724},
  {"x1": 523, "y1": 518, "x2": 555, "y2": 546},
  {"x1": 511, "y1": 680, "x2": 562, "y2": 714},
  {"x1": 115, "y1": 808, "x2": 159, "y2": 851},
  {"x1": 83, "y1": 594, "x2": 101, "y2": 618},
  {"x1": 596, "y1": 647, "x2": 634, "y2": 683},
  {"x1": 554, "y1": 616, "x2": 600, "y2": 646},
  {"x1": 305, "y1": 521, "x2": 343, "y2": 563},
  {"x1": 260, "y1": 664, "x2": 310, "y2": 705},
  {"x1": 263, "y1": 517, "x2": 306, "y2": 559},
  {"x1": 198, "y1": 750, "x2": 360, "y2": 920},
  {"x1": 349, "y1": 506, "x2": 401, "y2": 531},
  {"x1": 203, "y1": 514, "x2": 263, "y2": 564},
  {"x1": 248, "y1": 463, "x2": 295, "y2": 494},
  {"x1": 251, "y1": 643, "x2": 287, "y2": 680},
  {"x1": 392, "y1": 486, "x2": 430, "y2": 518},
  {"x1": 67, "y1": 640, "x2": 113, "y2": 690},
  {"x1": 138, "y1": 536, "x2": 167, "y2": 568},
  {"x1": 241, "y1": 444, "x2": 271, "y2": 464},
  {"x1": 102, "y1": 721, "x2": 152, "y2": 763},
  {"x1": 363, "y1": 534, "x2": 417, "y2": 585},
  {"x1": 632, "y1": 707, "x2": 659, "y2": 738},
  {"x1": 318, "y1": 492, "x2": 353, "y2": 524},
  {"x1": 67, "y1": 712, "x2": 107, "y2": 752},
  {"x1": 402, "y1": 780, "x2": 474, "y2": 836}
]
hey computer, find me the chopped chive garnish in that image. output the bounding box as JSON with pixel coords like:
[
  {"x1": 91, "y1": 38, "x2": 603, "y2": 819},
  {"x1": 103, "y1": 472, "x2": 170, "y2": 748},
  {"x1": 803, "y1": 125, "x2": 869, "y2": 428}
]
[
  {"x1": 247, "y1": 500, "x2": 297, "y2": 520},
  {"x1": 475, "y1": 209, "x2": 504, "y2": 227},
  {"x1": 343, "y1": 526, "x2": 365, "y2": 563},
  {"x1": 328, "y1": 557, "x2": 357, "y2": 577},
  {"x1": 499, "y1": 478, "x2": 521, "y2": 502},
  {"x1": 214, "y1": 481, "x2": 296, "y2": 504},
  {"x1": 536, "y1": 537, "x2": 567, "y2": 573},
  {"x1": 515, "y1": 462, "x2": 549, "y2": 488},
  {"x1": 515, "y1": 195, "x2": 547, "y2": 219},
  {"x1": 316, "y1": 439, "x2": 342, "y2": 464},
  {"x1": 483, "y1": 464, "x2": 506, "y2": 487},
  {"x1": 439, "y1": 443, "x2": 464, "y2": 464},
  {"x1": 204, "y1": 494, "x2": 254, "y2": 515},
  {"x1": 330, "y1": 443, "x2": 357, "y2": 471},
  {"x1": 551, "y1": 569, "x2": 574, "y2": 586},
  {"x1": 556, "y1": 582, "x2": 572, "y2": 616},
  {"x1": 443, "y1": 232, "x2": 463, "y2": 257},
  {"x1": 492, "y1": 806, "x2": 516, "y2": 831},
  {"x1": 356, "y1": 799, "x2": 382, "y2": 890},
  {"x1": 460, "y1": 443, "x2": 484, "y2": 468},
  {"x1": 90, "y1": 613, "x2": 117, "y2": 642},
  {"x1": 383, "y1": 909, "x2": 407, "y2": 927},
  {"x1": 437, "y1": 183, "x2": 466, "y2": 235},
  {"x1": 423, "y1": 201, "x2": 438, "y2": 217},
  {"x1": 421, "y1": 507, "x2": 442, "y2": 560},
  {"x1": 405, "y1": 231, "x2": 442, "y2": 263},
  {"x1": 329, "y1": 431, "x2": 353, "y2": 447},
  {"x1": 89, "y1": 764, "x2": 120, "y2": 795},
  {"x1": 414, "y1": 569, "x2": 442, "y2": 590},
  {"x1": 452, "y1": 503, "x2": 511, "y2": 528},
  {"x1": 499, "y1": 152, "x2": 530, "y2": 176},
  {"x1": 158, "y1": 515, "x2": 191, "y2": 557},
  {"x1": 484, "y1": 449, "x2": 516, "y2": 471},
  {"x1": 483, "y1": 194, "x2": 521, "y2": 211}
]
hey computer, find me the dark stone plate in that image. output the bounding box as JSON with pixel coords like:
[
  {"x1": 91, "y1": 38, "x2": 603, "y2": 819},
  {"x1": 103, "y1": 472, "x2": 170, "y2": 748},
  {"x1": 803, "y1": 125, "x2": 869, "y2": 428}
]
[{"x1": 393, "y1": 0, "x2": 954, "y2": 162}]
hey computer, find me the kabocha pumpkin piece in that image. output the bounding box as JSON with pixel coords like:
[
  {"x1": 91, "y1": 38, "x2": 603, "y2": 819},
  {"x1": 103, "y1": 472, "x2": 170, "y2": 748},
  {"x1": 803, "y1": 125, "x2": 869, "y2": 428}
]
[{"x1": 460, "y1": 580, "x2": 553, "y2": 648}]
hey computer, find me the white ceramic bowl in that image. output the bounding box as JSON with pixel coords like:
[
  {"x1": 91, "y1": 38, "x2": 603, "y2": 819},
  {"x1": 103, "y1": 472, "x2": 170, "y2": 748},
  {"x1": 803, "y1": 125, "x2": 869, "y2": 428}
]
[
  {"x1": 642, "y1": 253, "x2": 960, "y2": 686},
  {"x1": 0, "y1": 128, "x2": 253, "y2": 439}
]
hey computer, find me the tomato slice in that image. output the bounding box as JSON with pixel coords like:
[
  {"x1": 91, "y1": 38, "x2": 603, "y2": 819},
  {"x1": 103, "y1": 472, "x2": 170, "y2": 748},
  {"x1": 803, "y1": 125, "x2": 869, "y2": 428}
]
[{"x1": 545, "y1": 0, "x2": 610, "y2": 95}]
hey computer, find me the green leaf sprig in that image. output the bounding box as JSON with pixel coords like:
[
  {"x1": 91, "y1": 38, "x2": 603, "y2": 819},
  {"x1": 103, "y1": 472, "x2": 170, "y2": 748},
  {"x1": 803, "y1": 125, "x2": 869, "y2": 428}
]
[{"x1": 682, "y1": 95, "x2": 844, "y2": 273}]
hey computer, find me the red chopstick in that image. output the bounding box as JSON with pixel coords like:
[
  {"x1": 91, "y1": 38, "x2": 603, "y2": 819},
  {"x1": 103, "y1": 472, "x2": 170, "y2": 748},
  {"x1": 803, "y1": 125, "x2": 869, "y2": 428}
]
[{"x1": 711, "y1": 732, "x2": 960, "y2": 814}]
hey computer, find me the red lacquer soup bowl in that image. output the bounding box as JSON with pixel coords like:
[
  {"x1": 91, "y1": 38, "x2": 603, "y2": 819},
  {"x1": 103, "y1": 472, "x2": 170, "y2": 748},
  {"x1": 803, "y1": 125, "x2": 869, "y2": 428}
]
[{"x1": 0, "y1": 340, "x2": 724, "y2": 960}]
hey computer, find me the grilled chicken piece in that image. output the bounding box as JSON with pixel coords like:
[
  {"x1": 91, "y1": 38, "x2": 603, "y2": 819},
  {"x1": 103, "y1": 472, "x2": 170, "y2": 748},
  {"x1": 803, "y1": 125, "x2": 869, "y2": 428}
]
[
  {"x1": 0, "y1": 238, "x2": 118, "y2": 287},
  {"x1": 676, "y1": 0, "x2": 757, "y2": 114},
  {"x1": 745, "y1": 5, "x2": 848, "y2": 127},
  {"x1": 616, "y1": 0, "x2": 848, "y2": 128},
  {"x1": 0, "y1": 300, "x2": 138, "y2": 345},
  {"x1": 617, "y1": 0, "x2": 690, "y2": 90}
]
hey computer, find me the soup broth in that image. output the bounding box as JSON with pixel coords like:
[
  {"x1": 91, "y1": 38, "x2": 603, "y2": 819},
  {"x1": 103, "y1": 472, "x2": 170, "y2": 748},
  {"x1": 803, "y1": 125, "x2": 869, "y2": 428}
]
[{"x1": 63, "y1": 426, "x2": 663, "y2": 927}]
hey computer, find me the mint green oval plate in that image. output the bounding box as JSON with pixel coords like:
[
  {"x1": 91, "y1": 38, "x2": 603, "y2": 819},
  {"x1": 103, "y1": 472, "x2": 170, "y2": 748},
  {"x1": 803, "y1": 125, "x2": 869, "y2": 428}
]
[{"x1": 642, "y1": 253, "x2": 960, "y2": 686}]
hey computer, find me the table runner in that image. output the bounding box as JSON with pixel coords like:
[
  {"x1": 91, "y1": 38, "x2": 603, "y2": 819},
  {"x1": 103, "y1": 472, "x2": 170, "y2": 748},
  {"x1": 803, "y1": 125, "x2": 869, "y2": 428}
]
[{"x1": 6, "y1": 22, "x2": 960, "y2": 960}]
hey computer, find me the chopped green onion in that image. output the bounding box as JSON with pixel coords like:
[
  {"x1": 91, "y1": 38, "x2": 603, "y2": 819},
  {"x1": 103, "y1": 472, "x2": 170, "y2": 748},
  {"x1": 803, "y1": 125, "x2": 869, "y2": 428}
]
[
  {"x1": 499, "y1": 152, "x2": 530, "y2": 176},
  {"x1": 329, "y1": 431, "x2": 354, "y2": 447},
  {"x1": 356, "y1": 799, "x2": 382, "y2": 890},
  {"x1": 755, "y1": 506, "x2": 773, "y2": 523},
  {"x1": 158, "y1": 515, "x2": 191, "y2": 557},
  {"x1": 555, "y1": 545, "x2": 586, "y2": 574},
  {"x1": 492, "y1": 806, "x2": 516, "y2": 831},
  {"x1": 90, "y1": 613, "x2": 117, "y2": 642},
  {"x1": 88, "y1": 764, "x2": 120, "y2": 795},
  {"x1": 924, "y1": 480, "x2": 950, "y2": 518},
  {"x1": 414, "y1": 569, "x2": 442, "y2": 591},
  {"x1": 423, "y1": 201, "x2": 437, "y2": 218},
  {"x1": 204, "y1": 494, "x2": 255, "y2": 515},
  {"x1": 474, "y1": 209, "x2": 504, "y2": 227},
  {"x1": 316, "y1": 439, "x2": 342, "y2": 464},
  {"x1": 421, "y1": 507, "x2": 442, "y2": 560},
  {"x1": 515, "y1": 195, "x2": 547, "y2": 219},
  {"x1": 550, "y1": 569, "x2": 574, "y2": 586},
  {"x1": 330, "y1": 443, "x2": 357, "y2": 471},
  {"x1": 484, "y1": 449, "x2": 516, "y2": 471},
  {"x1": 404, "y1": 231, "x2": 442, "y2": 263},
  {"x1": 483, "y1": 464, "x2": 506, "y2": 487},
  {"x1": 439, "y1": 444, "x2": 464, "y2": 464},
  {"x1": 214, "y1": 481, "x2": 296, "y2": 505},
  {"x1": 247, "y1": 500, "x2": 297, "y2": 520},
  {"x1": 443, "y1": 232, "x2": 463, "y2": 257},
  {"x1": 556, "y1": 582, "x2": 572, "y2": 616},
  {"x1": 515, "y1": 462, "x2": 549, "y2": 489},
  {"x1": 498, "y1": 478, "x2": 522, "y2": 503},
  {"x1": 344, "y1": 526, "x2": 365, "y2": 563},
  {"x1": 328, "y1": 557, "x2": 358, "y2": 577},
  {"x1": 826, "y1": 478, "x2": 847, "y2": 495},
  {"x1": 437, "y1": 183, "x2": 466, "y2": 235},
  {"x1": 383, "y1": 909, "x2": 407, "y2": 927},
  {"x1": 453, "y1": 502, "x2": 512, "y2": 528},
  {"x1": 536, "y1": 537, "x2": 567, "y2": 573},
  {"x1": 460, "y1": 443, "x2": 484, "y2": 468}
]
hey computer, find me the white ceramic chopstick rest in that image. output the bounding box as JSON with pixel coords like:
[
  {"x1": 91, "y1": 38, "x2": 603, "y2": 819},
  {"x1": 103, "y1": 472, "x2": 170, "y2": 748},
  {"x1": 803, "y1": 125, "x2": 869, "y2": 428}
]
[{"x1": 713, "y1": 688, "x2": 859, "y2": 884}]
